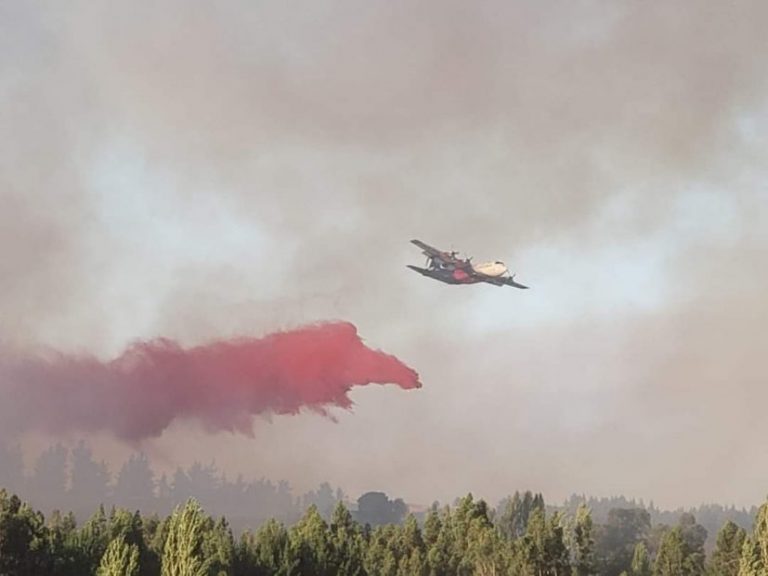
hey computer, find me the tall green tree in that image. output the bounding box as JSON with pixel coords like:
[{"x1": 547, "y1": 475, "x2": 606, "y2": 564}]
[
  {"x1": 235, "y1": 519, "x2": 297, "y2": 576},
  {"x1": 0, "y1": 490, "x2": 49, "y2": 576},
  {"x1": 738, "y1": 536, "x2": 764, "y2": 576},
  {"x1": 329, "y1": 501, "x2": 365, "y2": 576},
  {"x1": 422, "y1": 504, "x2": 442, "y2": 549},
  {"x1": 678, "y1": 513, "x2": 707, "y2": 576},
  {"x1": 97, "y1": 535, "x2": 140, "y2": 576},
  {"x1": 365, "y1": 525, "x2": 399, "y2": 576},
  {"x1": 629, "y1": 542, "x2": 651, "y2": 576},
  {"x1": 595, "y1": 508, "x2": 651, "y2": 576},
  {"x1": 161, "y1": 499, "x2": 211, "y2": 576},
  {"x1": 201, "y1": 517, "x2": 234, "y2": 576},
  {"x1": 755, "y1": 502, "x2": 768, "y2": 573},
  {"x1": 498, "y1": 491, "x2": 545, "y2": 541},
  {"x1": 708, "y1": 520, "x2": 745, "y2": 576},
  {"x1": 654, "y1": 527, "x2": 686, "y2": 576},
  {"x1": 78, "y1": 505, "x2": 110, "y2": 570},
  {"x1": 520, "y1": 507, "x2": 570, "y2": 576},
  {"x1": 572, "y1": 504, "x2": 596, "y2": 576},
  {"x1": 290, "y1": 504, "x2": 332, "y2": 576},
  {"x1": 739, "y1": 499, "x2": 768, "y2": 576},
  {"x1": 45, "y1": 509, "x2": 84, "y2": 576},
  {"x1": 426, "y1": 506, "x2": 456, "y2": 576}
]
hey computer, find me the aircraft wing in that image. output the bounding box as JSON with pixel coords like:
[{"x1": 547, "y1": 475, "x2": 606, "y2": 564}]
[
  {"x1": 410, "y1": 239, "x2": 460, "y2": 263},
  {"x1": 406, "y1": 265, "x2": 461, "y2": 284}
]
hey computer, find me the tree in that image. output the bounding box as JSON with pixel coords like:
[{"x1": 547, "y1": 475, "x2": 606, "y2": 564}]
[
  {"x1": 69, "y1": 441, "x2": 110, "y2": 516},
  {"x1": 29, "y1": 444, "x2": 68, "y2": 513},
  {"x1": 356, "y1": 492, "x2": 407, "y2": 527},
  {"x1": 201, "y1": 516, "x2": 234, "y2": 576},
  {"x1": 329, "y1": 501, "x2": 365, "y2": 576},
  {"x1": 0, "y1": 490, "x2": 49, "y2": 575},
  {"x1": 678, "y1": 513, "x2": 706, "y2": 576},
  {"x1": 161, "y1": 499, "x2": 211, "y2": 576},
  {"x1": 290, "y1": 504, "x2": 332, "y2": 575},
  {"x1": 46, "y1": 509, "x2": 85, "y2": 576},
  {"x1": 426, "y1": 506, "x2": 456, "y2": 576},
  {"x1": 237, "y1": 519, "x2": 298, "y2": 576},
  {"x1": 629, "y1": 542, "x2": 651, "y2": 576},
  {"x1": 654, "y1": 527, "x2": 686, "y2": 576},
  {"x1": 652, "y1": 514, "x2": 708, "y2": 576},
  {"x1": 97, "y1": 535, "x2": 140, "y2": 576},
  {"x1": 595, "y1": 508, "x2": 651, "y2": 576},
  {"x1": 497, "y1": 491, "x2": 545, "y2": 541},
  {"x1": 395, "y1": 515, "x2": 427, "y2": 576},
  {"x1": 755, "y1": 502, "x2": 768, "y2": 573},
  {"x1": 78, "y1": 505, "x2": 110, "y2": 571},
  {"x1": 365, "y1": 525, "x2": 398, "y2": 576},
  {"x1": 739, "y1": 499, "x2": 768, "y2": 576},
  {"x1": 572, "y1": 504, "x2": 596, "y2": 576},
  {"x1": 0, "y1": 443, "x2": 24, "y2": 495},
  {"x1": 465, "y1": 512, "x2": 508, "y2": 576},
  {"x1": 422, "y1": 504, "x2": 442, "y2": 548},
  {"x1": 738, "y1": 536, "x2": 764, "y2": 576},
  {"x1": 708, "y1": 520, "x2": 744, "y2": 576},
  {"x1": 520, "y1": 507, "x2": 570, "y2": 576},
  {"x1": 302, "y1": 483, "x2": 339, "y2": 521},
  {"x1": 113, "y1": 453, "x2": 155, "y2": 511}
]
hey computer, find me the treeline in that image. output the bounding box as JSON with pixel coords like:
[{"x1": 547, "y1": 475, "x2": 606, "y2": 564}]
[
  {"x1": 556, "y1": 495, "x2": 756, "y2": 551},
  {"x1": 2, "y1": 487, "x2": 768, "y2": 575},
  {"x1": 0, "y1": 442, "x2": 354, "y2": 531},
  {"x1": 1, "y1": 441, "x2": 755, "y2": 549}
]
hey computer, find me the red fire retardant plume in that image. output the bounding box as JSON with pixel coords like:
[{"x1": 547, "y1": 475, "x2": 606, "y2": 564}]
[{"x1": 0, "y1": 322, "x2": 421, "y2": 441}]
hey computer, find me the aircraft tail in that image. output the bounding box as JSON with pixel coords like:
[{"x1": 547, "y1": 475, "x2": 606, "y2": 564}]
[{"x1": 504, "y1": 274, "x2": 529, "y2": 289}]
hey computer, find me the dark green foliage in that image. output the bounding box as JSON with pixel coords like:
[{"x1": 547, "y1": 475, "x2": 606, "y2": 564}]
[
  {"x1": 329, "y1": 501, "x2": 366, "y2": 576},
  {"x1": 290, "y1": 504, "x2": 333, "y2": 575},
  {"x1": 518, "y1": 507, "x2": 570, "y2": 576},
  {"x1": 201, "y1": 516, "x2": 235, "y2": 575},
  {"x1": 677, "y1": 513, "x2": 707, "y2": 575},
  {"x1": 161, "y1": 499, "x2": 211, "y2": 576},
  {"x1": 739, "y1": 501, "x2": 768, "y2": 576},
  {"x1": 45, "y1": 509, "x2": 87, "y2": 576},
  {"x1": 595, "y1": 508, "x2": 651, "y2": 576},
  {"x1": 572, "y1": 504, "x2": 596, "y2": 576},
  {"x1": 652, "y1": 515, "x2": 707, "y2": 576},
  {"x1": 497, "y1": 490, "x2": 545, "y2": 541},
  {"x1": 0, "y1": 489, "x2": 49, "y2": 576},
  {"x1": 77, "y1": 505, "x2": 110, "y2": 571},
  {"x1": 629, "y1": 542, "x2": 651, "y2": 576},
  {"x1": 707, "y1": 520, "x2": 745, "y2": 576},
  {"x1": 653, "y1": 527, "x2": 686, "y2": 576},
  {"x1": 559, "y1": 495, "x2": 754, "y2": 548},
  {"x1": 355, "y1": 492, "x2": 407, "y2": 528},
  {"x1": 2, "y1": 485, "x2": 768, "y2": 576},
  {"x1": 97, "y1": 535, "x2": 140, "y2": 576}
]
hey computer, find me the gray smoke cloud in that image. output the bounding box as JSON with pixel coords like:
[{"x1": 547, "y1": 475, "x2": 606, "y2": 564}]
[{"x1": 2, "y1": 0, "x2": 768, "y2": 508}]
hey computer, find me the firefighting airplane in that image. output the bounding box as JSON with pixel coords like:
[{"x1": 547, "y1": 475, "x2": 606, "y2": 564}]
[{"x1": 407, "y1": 239, "x2": 529, "y2": 289}]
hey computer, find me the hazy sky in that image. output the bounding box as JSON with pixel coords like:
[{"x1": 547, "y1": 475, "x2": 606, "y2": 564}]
[{"x1": 2, "y1": 0, "x2": 768, "y2": 509}]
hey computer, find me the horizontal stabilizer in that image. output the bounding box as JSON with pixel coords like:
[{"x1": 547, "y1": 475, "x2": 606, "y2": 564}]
[{"x1": 504, "y1": 276, "x2": 529, "y2": 289}]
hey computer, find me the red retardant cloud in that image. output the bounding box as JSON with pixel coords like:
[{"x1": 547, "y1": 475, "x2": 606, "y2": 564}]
[{"x1": 0, "y1": 322, "x2": 421, "y2": 441}]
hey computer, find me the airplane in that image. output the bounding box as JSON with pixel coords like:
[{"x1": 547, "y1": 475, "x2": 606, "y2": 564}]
[{"x1": 407, "y1": 239, "x2": 529, "y2": 289}]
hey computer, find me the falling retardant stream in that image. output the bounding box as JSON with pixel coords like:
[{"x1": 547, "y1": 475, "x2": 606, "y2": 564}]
[{"x1": 0, "y1": 322, "x2": 421, "y2": 441}]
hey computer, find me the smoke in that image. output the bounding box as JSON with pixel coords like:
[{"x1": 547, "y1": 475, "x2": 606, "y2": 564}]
[
  {"x1": 0, "y1": 322, "x2": 420, "y2": 442},
  {"x1": 2, "y1": 0, "x2": 768, "y2": 508}
]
